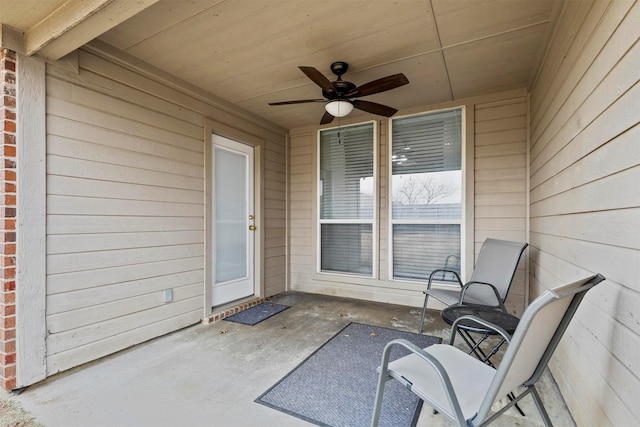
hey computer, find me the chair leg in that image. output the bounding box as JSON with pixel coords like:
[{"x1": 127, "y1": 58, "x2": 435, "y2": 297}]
[
  {"x1": 529, "y1": 385, "x2": 553, "y2": 427},
  {"x1": 371, "y1": 373, "x2": 389, "y2": 426},
  {"x1": 506, "y1": 392, "x2": 526, "y2": 416},
  {"x1": 479, "y1": 388, "x2": 531, "y2": 426},
  {"x1": 458, "y1": 330, "x2": 492, "y2": 364},
  {"x1": 418, "y1": 293, "x2": 429, "y2": 333}
]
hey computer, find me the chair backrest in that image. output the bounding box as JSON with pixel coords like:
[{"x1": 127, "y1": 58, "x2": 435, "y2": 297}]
[
  {"x1": 474, "y1": 273, "x2": 605, "y2": 423},
  {"x1": 464, "y1": 238, "x2": 528, "y2": 305}
]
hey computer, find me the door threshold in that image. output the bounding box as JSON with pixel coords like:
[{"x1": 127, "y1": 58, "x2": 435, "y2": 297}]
[{"x1": 203, "y1": 296, "x2": 265, "y2": 324}]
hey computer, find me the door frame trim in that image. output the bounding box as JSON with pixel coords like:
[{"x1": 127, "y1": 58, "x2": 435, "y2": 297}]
[{"x1": 203, "y1": 118, "x2": 264, "y2": 319}]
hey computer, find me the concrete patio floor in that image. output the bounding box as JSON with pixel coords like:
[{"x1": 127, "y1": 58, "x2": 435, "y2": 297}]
[{"x1": 12, "y1": 292, "x2": 575, "y2": 426}]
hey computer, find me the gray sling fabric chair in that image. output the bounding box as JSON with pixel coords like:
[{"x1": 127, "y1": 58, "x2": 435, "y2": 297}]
[
  {"x1": 371, "y1": 273, "x2": 605, "y2": 427},
  {"x1": 419, "y1": 238, "x2": 528, "y2": 333}
]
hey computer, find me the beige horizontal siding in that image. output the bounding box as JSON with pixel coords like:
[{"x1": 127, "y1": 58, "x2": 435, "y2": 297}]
[
  {"x1": 43, "y1": 46, "x2": 286, "y2": 377},
  {"x1": 45, "y1": 70, "x2": 204, "y2": 372},
  {"x1": 529, "y1": 0, "x2": 640, "y2": 425},
  {"x1": 475, "y1": 96, "x2": 528, "y2": 315}
]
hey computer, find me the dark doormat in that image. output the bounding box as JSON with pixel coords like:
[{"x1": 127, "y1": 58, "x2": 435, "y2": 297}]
[
  {"x1": 224, "y1": 302, "x2": 290, "y2": 326},
  {"x1": 255, "y1": 322, "x2": 441, "y2": 427}
]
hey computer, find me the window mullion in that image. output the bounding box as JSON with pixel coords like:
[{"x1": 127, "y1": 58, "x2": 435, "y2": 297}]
[{"x1": 391, "y1": 219, "x2": 462, "y2": 225}]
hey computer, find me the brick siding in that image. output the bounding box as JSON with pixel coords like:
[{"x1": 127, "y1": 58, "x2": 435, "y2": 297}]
[{"x1": 0, "y1": 48, "x2": 17, "y2": 391}]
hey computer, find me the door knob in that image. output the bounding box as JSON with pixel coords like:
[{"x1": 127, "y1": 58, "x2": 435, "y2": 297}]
[{"x1": 249, "y1": 225, "x2": 256, "y2": 231}]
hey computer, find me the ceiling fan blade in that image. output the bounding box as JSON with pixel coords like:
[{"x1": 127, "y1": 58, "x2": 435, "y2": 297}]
[
  {"x1": 348, "y1": 73, "x2": 409, "y2": 97},
  {"x1": 352, "y1": 100, "x2": 398, "y2": 117},
  {"x1": 320, "y1": 111, "x2": 335, "y2": 125},
  {"x1": 299, "y1": 66, "x2": 336, "y2": 94},
  {"x1": 269, "y1": 99, "x2": 326, "y2": 105}
]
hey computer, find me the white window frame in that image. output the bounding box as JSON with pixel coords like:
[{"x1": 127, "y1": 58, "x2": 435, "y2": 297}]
[
  {"x1": 316, "y1": 121, "x2": 378, "y2": 278},
  {"x1": 388, "y1": 106, "x2": 468, "y2": 284}
]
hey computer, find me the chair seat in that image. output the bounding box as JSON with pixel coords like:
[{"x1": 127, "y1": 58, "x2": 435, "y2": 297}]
[
  {"x1": 387, "y1": 344, "x2": 495, "y2": 420},
  {"x1": 375, "y1": 274, "x2": 605, "y2": 427},
  {"x1": 426, "y1": 288, "x2": 488, "y2": 306}
]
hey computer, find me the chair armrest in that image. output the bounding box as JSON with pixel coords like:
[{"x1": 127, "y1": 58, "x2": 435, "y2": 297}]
[
  {"x1": 458, "y1": 281, "x2": 507, "y2": 312},
  {"x1": 448, "y1": 315, "x2": 512, "y2": 346},
  {"x1": 376, "y1": 339, "x2": 465, "y2": 423},
  {"x1": 424, "y1": 269, "x2": 463, "y2": 294}
]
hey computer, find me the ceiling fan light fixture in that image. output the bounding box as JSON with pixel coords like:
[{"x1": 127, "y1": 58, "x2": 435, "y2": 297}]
[{"x1": 325, "y1": 100, "x2": 353, "y2": 117}]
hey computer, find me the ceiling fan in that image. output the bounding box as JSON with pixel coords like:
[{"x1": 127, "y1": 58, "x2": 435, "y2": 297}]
[{"x1": 269, "y1": 61, "x2": 409, "y2": 125}]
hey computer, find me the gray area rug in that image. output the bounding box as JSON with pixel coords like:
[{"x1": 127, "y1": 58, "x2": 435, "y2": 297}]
[
  {"x1": 224, "y1": 302, "x2": 290, "y2": 326},
  {"x1": 256, "y1": 322, "x2": 441, "y2": 427}
]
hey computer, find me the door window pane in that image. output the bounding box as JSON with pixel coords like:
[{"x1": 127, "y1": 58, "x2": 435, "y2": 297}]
[{"x1": 215, "y1": 147, "x2": 247, "y2": 283}]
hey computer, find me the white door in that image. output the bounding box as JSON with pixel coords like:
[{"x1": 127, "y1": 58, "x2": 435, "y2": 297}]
[{"x1": 211, "y1": 134, "x2": 255, "y2": 306}]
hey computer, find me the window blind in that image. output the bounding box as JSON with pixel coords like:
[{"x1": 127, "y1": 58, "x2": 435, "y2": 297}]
[
  {"x1": 319, "y1": 123, "x2": 374, "y2": 276},
  {"x1": 391, "y1": 109, "x2": 463, "y2": 281},
  {"x1": 391, "y1": 109, "x2": 462, "y2": 177},
  {"x1": 320, "y1": 124, "x2": 374, "y2": 220}
]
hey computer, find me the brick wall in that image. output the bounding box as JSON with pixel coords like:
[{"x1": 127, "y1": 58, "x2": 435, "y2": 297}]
[{"x1": 0, "y1": 48, "x2": 17, "y2": 391}]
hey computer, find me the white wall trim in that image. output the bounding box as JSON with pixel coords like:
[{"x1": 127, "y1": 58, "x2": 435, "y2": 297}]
[
  {"x1": 284, "y1": 131, "x2": 291, "y2": 292},
  {"x1": 525, "y1": 93, "x2": 532, "y2": 307},
  {"x1": 15, "y1": 53, "x2": 47, "y2": 387},
  {"x1": 463, "y1": 103, "x2": 475, "y2": 281},
  {"x1": 203, "y1": 118, "x2": 265, "y2": 318}
]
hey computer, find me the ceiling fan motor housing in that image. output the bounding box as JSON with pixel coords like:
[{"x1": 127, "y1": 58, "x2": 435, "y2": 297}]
[
  {"x1": 330, "y1": 61, "x2": 349, "y2": 77},
  {"x1": 323, "y1": 80, "x2": 356, "y2": 99}
]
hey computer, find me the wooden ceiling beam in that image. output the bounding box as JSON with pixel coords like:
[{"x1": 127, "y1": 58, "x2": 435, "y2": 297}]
[
  {"x1": 0, "y1": 24, "x2": 24, "y2": 52},
  {"x1": 25, "y1": 0, "x2": 159, "y2": 60}
]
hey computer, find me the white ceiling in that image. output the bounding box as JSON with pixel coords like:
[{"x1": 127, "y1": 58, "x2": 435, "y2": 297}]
[{"x1": 1, "y1": 0, "x2": 562, "y2": 129}]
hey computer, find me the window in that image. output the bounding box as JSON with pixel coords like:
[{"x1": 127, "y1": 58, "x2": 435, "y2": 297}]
[
  {"x1": 390, "y1": 108, "x2": 463, "y2": 281},
  {"x1": 318, "y1": 122, "x2": 375, "y2": 276}
]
